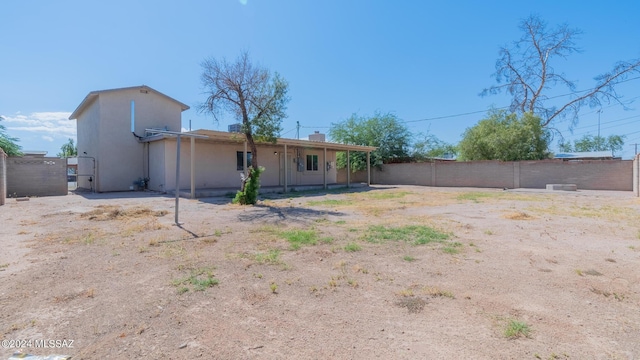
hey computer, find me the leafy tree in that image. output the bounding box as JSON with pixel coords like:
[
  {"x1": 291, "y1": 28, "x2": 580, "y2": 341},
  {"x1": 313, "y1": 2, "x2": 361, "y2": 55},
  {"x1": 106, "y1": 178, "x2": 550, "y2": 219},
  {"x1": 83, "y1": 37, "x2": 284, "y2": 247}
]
[
  {"x1": 0, "y1": 116, "x2": 22, "y2": 156},
  {"x1": 57, "y1": 138, "x2": 77, "y2": 158},
  {"x1": 558, "y1": 134, "x2": 624, "y2": 154},
  {"x1": 199, "y1": 51, "x2": 289, "y2": 203},
  {"x1": 458, "y1": 110, "x2": 551, "y2": 161},
  {"x1": 330, "y1": 112, "x2": 411, "y2": 171},
  {"x1": 481, "y1": 15, "x2": 640, "y2": 128},
  {"x1": 412, "y1": 133, "x2": 457, "y2": 160}
]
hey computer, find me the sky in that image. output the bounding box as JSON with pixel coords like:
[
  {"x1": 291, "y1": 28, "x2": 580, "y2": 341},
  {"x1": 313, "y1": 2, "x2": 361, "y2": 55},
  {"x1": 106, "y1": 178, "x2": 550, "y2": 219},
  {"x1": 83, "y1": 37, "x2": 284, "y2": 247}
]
[{"x1": 2, "y1": 0, "x2": 640, "y2": 159}]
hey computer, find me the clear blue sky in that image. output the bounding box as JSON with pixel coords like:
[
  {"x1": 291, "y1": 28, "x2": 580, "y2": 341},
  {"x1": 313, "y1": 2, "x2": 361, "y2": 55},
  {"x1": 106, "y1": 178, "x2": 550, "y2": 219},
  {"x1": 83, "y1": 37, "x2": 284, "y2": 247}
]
[{"x1": 2, "y1": 1, "x2": 639, "y2": 158}]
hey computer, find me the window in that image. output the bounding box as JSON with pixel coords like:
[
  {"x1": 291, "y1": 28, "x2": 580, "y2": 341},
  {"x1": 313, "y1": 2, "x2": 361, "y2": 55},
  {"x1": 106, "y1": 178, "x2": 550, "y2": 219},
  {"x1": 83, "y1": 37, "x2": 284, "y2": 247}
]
[
  {"x1": 306, "y1": 154, "x2": 318, "y2": 171},
  {"x1": 236, "y1": 151, "x2": 252, "y2": 171}
]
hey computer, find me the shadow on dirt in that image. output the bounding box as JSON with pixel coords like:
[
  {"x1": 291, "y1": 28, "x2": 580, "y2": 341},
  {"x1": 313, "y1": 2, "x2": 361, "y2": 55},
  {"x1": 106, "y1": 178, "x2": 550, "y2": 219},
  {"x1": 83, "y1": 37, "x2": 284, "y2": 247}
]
[{"x1": 237, "y1": 204, "x2": 346, "y2": 224}]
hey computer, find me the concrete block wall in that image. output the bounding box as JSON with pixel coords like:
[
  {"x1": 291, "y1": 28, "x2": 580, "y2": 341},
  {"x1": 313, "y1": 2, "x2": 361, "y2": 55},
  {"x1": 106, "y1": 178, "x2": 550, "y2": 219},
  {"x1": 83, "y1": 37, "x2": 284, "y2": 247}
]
[
  {"x1": 6, "y1": 156, "x2": 68, "y2": 197},
  {"x1": 0, "y1": 148, "x2": 6, "y2": 205},
  {"x1": 433, "y1": 161, "x2": 516, "y2": 188},
  {"x1": 337, "y1": 168, "x2": 370, "y2": 184},
  {"x1": 343, "y1": 159, "x2": 634, "y2": 191},
  {"x1": 373, "y1": 162, "x2": 432, "y2": 185},
  {"x1": 519, "y1": 160, "x2": 632, "y2": 190}
]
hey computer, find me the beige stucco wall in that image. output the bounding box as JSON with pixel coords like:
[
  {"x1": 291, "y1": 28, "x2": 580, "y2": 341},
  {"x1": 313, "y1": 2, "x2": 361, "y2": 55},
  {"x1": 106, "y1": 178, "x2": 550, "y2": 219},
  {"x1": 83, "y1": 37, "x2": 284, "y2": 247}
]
[
  {"x1": 76, "y1": 88, "x2": 184, "y2": 192},
  {"x1": 76, "y1": 97, "x2": 100, "y2": 190},
  {"x1": 148, "y1": 139, "x2": 339, "y2": 192}
]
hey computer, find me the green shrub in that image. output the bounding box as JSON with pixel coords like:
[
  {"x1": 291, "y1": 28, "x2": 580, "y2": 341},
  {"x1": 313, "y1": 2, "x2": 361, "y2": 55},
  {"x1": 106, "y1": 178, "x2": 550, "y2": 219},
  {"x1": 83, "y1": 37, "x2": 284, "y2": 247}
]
[{"x1": 234, "y1": 166, "x2": 264, "y2": 205}]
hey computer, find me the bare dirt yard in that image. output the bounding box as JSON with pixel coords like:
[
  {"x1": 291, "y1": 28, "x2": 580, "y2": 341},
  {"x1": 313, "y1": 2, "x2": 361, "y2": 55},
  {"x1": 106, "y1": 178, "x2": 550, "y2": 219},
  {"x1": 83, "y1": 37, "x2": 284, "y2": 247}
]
[{"x1": 1, "y1": 185, "x2": 639, "y2": 359}]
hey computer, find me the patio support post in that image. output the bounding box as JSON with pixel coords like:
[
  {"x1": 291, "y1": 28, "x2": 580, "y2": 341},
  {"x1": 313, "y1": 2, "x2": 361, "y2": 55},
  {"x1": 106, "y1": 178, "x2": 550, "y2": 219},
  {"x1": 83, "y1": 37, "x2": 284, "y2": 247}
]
[
  {"x1": 284, "y1": 144, "x2": 288, "y2": 193},
  {"x1": 175, "y1": 135, "x2": 181, "y2": 225},
  {"x1": 346, "y1": 150, "x2": 351, "y2": 188},
  {"x1": 323, "y1": 147, "x2": 327, "y2": 190},
  {"x1": 367, "y1": 151, "x2": 371, "y2": 186},
  {"x1": 190, "y1": 137, "x2": 195, "y2": 199}
]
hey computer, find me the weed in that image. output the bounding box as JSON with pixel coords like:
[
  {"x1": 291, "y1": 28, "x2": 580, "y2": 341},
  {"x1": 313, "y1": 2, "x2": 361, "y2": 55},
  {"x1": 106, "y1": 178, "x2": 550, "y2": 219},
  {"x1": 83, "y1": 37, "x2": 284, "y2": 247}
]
[
  {"x1": 335, "y1": 220, "x2": 346, "y2": 225},
  {"x1": 307, "y1": 199, "x2": 352, "y2": 206},
  {"x1": 0, "y1": 263, "x2": 9, "y2": 269},
  {"x1": 397, "y1": 288, "x2": 414, "y2": 297},
  {"x1": 344, "y1": 242, "x2": 362, "y2": 252},
  {"x1": 575, "y1": 269, "x2": 584, "y2": 276},
  {"x1": 422, "y1": 286, "x2": 455, "y2": 298},
  {"x1": 504, "y1": 211, "x2": 533, "y2": 220},
  {"x1": 364, "y1": 191, "x2": 410, "y2": 200},
  {"x1": 172, "y1": 266, "x2": 219, "y2": 293},
  {"x1": 177, "y1": 286, "x2": 189, "y2": 295},
  {"x1": 253, "y1": 273, "x2": 263, "y2": 279},
  {"x1": 365, "y1": 225, "x2": 450, "y2": 245},
  {"x1": 442, "y1": 242, "x2": 463, "y2": 254},
  {"x1": 504, "y1": 319, "x2": 531, "y2": 339},
  {"x1": 83, "y1": 232, "x2": 96, "y2": 245},
  {"x1": 456, "y1": 192, "x2": 494, "y2": 203},
  {"x1": 484, "y1": 230, "x2": 494, "y2": 235},
  {"x1": 270, "y1": 282, "x2": 278, "y2": 294},
  {"x1": 280, "y1": 229, "x2": 318, "y2": 249},
  {"x1": 254, "y1": 249, "x2": 282, "y2": 265},
  {"x1": 321, "y1": 236, "x2": 334, "y2": 244},
  {"x1": 347, "y1": 279, "x2": 358, "y2": 288}
]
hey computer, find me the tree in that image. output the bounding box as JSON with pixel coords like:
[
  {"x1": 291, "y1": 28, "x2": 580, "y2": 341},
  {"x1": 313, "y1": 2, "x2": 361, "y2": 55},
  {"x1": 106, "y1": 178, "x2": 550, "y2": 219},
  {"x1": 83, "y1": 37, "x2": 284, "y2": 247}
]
[
  {"x1": 57, "y1": 138, "x2": 77, "y2": 158},
  {"x1": 199, "y1": 51, "x2": 289, "y2": 203},
  {"x1": 458, "y1": 110, "x2": 551, "y2": 161},
  {"x1": 0, "y1": 116, "x2": 22, "y2": 156},
  {"x1": 412, "y1": 133, "x2": 457, "y2": 161},
  {"x1": 329, "y1": 112, "x2": 411, "y2": 171},
  {"x1": 481, "y1": 15, "x2": 640, "y2": 128},
  {"x1": 558, "y1": 134, "x2": 625, "y2": 155}
]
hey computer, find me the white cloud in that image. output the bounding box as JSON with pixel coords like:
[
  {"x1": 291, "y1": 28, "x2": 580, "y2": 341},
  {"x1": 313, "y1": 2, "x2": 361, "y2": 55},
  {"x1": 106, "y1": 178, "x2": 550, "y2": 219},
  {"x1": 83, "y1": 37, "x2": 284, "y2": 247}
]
[
  {"x1": 2, "y1": 111, "x2": 76, "y2": 138},
  {"x1": 42, "y1": 135, "x2": 54, "y2": 142},
  {"x1": 239, "y1": 0, "x2": 248, "y2": 4}
]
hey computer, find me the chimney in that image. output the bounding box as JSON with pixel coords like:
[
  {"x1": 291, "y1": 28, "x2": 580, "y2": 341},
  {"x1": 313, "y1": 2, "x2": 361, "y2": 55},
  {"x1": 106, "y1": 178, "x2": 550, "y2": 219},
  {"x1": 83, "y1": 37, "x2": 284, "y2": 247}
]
[{"x1": 309, "y1": 131, "x2": 325, "y2": 142}]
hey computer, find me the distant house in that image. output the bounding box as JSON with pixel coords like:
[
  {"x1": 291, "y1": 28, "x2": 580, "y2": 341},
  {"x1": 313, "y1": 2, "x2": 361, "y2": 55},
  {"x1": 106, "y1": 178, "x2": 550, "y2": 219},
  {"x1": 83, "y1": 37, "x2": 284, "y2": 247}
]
[{"x1": 69, "y1": 85, "x2": 375, "y2": 195}]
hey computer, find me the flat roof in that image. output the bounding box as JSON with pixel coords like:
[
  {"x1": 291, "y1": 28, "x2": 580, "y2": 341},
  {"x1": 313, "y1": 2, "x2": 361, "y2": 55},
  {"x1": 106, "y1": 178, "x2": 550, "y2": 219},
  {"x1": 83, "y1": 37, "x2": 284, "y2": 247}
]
[{"x1": 142, "y1": 129, "x2": 377, "y2": 152}]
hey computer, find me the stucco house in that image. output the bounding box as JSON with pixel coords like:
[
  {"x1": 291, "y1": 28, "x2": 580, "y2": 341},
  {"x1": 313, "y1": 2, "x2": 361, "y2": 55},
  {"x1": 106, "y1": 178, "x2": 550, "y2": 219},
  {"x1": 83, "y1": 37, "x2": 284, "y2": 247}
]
[{"x1": 69, "y1": 85, "x2": 375, "y2": 196}]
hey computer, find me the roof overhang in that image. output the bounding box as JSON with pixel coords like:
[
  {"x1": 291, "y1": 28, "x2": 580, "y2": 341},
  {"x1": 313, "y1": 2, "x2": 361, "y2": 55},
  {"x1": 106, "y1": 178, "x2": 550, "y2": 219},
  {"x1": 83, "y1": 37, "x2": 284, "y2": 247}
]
[
  {"x1": 141, "y1": 129, "x2": 377, "y2": 152},
  {"x1": 69, "y1": 85, "x2": 190, "y2": 120}
]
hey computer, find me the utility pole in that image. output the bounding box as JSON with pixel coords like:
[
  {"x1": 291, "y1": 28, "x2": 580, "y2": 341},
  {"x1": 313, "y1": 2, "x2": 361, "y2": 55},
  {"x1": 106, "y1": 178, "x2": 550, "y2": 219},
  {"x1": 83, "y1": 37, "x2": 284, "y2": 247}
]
[
  {"x1": 296, "y1": 121, "x2": 300, "y2": 140},
  {"x1": 597, "y1": 110, "x2": 602, "y2": 151}
]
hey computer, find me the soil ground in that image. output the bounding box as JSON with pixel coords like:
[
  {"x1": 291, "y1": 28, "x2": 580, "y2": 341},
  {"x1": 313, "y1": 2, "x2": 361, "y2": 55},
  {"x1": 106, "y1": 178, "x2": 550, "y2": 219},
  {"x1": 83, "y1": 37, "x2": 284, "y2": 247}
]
[{"x1": 1, "y1": 185, "x2": 639, "y2": 359}]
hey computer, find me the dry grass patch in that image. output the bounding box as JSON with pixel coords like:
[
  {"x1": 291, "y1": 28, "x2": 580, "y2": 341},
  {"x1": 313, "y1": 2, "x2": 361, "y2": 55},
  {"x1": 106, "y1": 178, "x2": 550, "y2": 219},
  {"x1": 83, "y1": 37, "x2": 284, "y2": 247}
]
[
  {"x1": 81, "y1": 205, "x2": 168, "y2": 221},
  {"x1": 504, "y1": 211, "x2": 534, "y2": 220}
]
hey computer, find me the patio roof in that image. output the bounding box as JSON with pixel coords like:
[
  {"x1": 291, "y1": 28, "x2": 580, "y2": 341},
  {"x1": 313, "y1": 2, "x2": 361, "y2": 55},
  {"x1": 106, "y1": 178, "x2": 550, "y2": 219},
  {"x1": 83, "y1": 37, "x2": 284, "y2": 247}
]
[{"x1": 142, "y1": 129, "x2": 377, "y2": 152}]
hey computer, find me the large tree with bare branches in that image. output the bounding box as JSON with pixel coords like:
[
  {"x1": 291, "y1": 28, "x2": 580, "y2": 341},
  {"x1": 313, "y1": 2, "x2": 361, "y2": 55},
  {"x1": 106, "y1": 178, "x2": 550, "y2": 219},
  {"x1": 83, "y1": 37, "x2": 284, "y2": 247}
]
[
  {"x1": 199, "y1": 52, "x2": 289, "y2": 203},
  {"x1": 481, "y1": 15, "x2": 640, "y2": 128}
]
